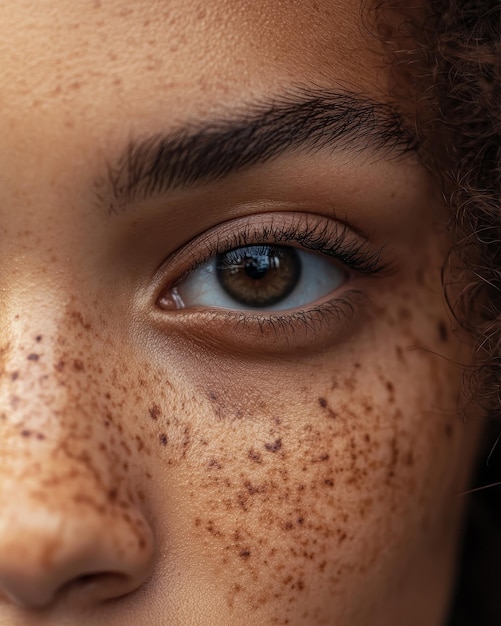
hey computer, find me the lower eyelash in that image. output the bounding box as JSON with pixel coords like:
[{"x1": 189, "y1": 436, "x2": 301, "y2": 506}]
[
  {"x1": 230, "y1": 293, "x2": 359, "y2": 336},
  {"x1": 165, "y1": 289, "x2": 369, "y2": 354}
]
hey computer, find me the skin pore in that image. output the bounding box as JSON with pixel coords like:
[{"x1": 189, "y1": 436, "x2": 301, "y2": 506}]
[{"x1": 0, "y1": 1, "x2": 483, "y2": 625}]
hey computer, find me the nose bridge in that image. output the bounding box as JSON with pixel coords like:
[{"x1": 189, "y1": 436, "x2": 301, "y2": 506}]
[
  {"x1": 0, "y1": 276, "x2": 127, "y2": 498},
  {"x1": 0, "y1": 284, "x2": 92, "y2": 434},
  {"x1": 0, "y1": 282, "x2": 109, "y2": 522}
]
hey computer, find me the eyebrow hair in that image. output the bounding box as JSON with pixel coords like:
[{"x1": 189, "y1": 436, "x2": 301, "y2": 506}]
[{"x1": 97, "y1": 88, "x2": 416, "y2": 214}]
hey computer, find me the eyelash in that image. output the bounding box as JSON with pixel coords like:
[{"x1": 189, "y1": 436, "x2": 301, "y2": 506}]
[
  {"x1": 168, "y1": 214, "x2": 386, "y2": 285},
  {"x1": 154, "y1": 213, "x2": 387, "y2": 350}
]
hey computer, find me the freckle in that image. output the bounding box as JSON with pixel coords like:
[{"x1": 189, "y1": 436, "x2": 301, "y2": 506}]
[
  {"x1": 264, "y1": 438, "x2": 282, "y2": 453},
  {"x1": 55, "y1": 359, "x2": 65, "y2": 372},
  {"x1": 318, "y1": 398, "x2": 337, "y2": 419},
  {"x1": 27, "y1": 353, "x2": 39, "y2": 361},
  {"x1": 363, "y1": 402, "x2": 373, "y2": 415},
  {"x1": 337, "y1": 530, "x2": 347, "y2": 544},
  {"x1": 70, "y1": 310, "x2": 92, "y2": 331},
  {"x1": 20, "y1": 429, "x2": 31, "y2": 438},
  {"x1": 159, "y1": 433, "x2": 168, "y2": 446},
  {"x1": 239, "y1": 549, "x2": 251, "y2": 559},
  {"x1": 148, "y1": 404, "x2": 161, "y2": 420},
  {"x1": 73, "y1": 359, "x2": 84, "y2": 372},
  {"x1": 248, "y1": 449, "x2": 263, "y2": 463},
  {"x1": 10, "y1": 371, "x2": 18, "y2": 381}
]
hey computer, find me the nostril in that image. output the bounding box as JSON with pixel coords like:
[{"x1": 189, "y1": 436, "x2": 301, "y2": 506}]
[
  {"x1": 56, "y1": 571, "x2": 133, "y2": 606},
  {"x1": 73, "y1": 574, "x2": 97, "y2": 585}
]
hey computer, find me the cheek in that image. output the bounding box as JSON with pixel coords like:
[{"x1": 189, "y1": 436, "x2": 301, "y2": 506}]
[{"x1": 152, "y1": 341, "x2": 465, "y2": 624}]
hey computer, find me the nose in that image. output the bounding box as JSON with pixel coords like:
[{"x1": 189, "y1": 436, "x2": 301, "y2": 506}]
[
  {"x1": 0, "y1": 490, "x2": 154, "y2": 608},
  {"x1": 0, "y1": 313, "x2": 155, "y2": 610}
]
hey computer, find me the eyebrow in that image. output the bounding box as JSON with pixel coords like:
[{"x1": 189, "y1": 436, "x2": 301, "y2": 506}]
[{"x1": 96, "y1": 88, "x2": 416, "y2": 214}]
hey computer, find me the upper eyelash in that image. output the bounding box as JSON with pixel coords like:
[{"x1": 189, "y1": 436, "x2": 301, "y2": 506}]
[
  {"x1": 172, "y1": 214, "x2": 387, "y2": 285},
  {"x1": 248, "y1": 219, "x2": 385, "y2": 274}
]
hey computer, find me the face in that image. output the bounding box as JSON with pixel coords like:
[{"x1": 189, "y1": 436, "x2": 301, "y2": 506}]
[{"x1": 0, "y1": 1, "x2": 482, "y2": 625}]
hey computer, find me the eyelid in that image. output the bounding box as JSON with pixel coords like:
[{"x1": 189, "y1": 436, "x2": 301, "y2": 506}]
[
  {"x1": 153, "y1": 211, "x2": 387, "y2": 303},
  {"x1": 151, "y1": 289, "x2": 371, "y2": 356}
]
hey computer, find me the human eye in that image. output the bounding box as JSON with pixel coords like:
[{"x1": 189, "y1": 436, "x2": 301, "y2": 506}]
[
  {"x1": 154, "y1": 212, "x2": 388, "y2": 353},
  {"x1": 161, "y1": 242, "x2": 345, "y2": 312}
]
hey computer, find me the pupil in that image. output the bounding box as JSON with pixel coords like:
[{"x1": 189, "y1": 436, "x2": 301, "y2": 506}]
[
  {"x1": 244, "y1": 255, "x2": 273, "y2": 280},
  {"x1": 217, "y1": 245, "x2": 301, "y2": 308}
]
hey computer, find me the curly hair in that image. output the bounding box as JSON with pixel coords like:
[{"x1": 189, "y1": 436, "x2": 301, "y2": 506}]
[
  {"x1": 372, "y1": 1, "x2": 501, "y2": 623},
  {"x1": 424, "y1": 1, "x2": 500, "y2": 426},
  {"x1": 374, "y1": 0, "x2": 500, "y2": 419}
]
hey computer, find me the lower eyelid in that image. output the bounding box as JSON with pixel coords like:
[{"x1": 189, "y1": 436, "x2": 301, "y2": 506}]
[{"x1": 151, "y1": 289, "x2": 370, "y2": 355}]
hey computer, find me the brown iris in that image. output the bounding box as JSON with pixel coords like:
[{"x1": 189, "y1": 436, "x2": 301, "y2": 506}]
[{"x1": 216, "y1": 245, "x2": 301, "y2": 308}]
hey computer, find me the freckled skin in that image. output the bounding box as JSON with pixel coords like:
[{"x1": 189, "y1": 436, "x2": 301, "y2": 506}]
[{"x1": 0, "y1": 0, "x2": 483, "y2": 625}]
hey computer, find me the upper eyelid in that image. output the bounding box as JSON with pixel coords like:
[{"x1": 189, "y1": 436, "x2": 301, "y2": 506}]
[{"x1": 154, "y1": 212, "x2": 387, "y2": 296}]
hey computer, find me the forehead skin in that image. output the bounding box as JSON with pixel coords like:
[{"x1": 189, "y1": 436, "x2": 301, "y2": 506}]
[{"x1": 0, "y1": 1, "x2": 482, "y2": 626}]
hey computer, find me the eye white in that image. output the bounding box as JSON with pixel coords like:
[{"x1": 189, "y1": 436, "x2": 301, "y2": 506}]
[{"x1": 172, "y1": 247, "x2": 346, "y2": 311}]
